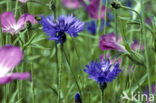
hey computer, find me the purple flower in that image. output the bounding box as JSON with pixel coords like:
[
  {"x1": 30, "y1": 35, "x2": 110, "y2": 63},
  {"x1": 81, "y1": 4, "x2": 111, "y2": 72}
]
[
  {"x1": 131, "y1": 40, "x2": 144, "y2": 51},
  {"x1": 99, "y1": 33, "x2": 128, "y2": 52},
  {"x1": 0, "y1": 45, "x2": 30, "y2": 84},
  {"x1": 86, "y1": 0, "x2": 106, "y2": 20},
  {"x1": 0, "y1": 12, "x2": 35, "y2": 35},
  {"x1": 146, "y1": 18, "x2": 152, "y2": 25},
  {"x1": 84, "y1": 59, "x2": 122, "y2": 85},
  {"x1": 19, "y1": 0, "x2": 28, "y2": 3},
  {"x1": 39, "y1": 14, "x2": 85, "y2": 44},
  {"x1": 62, "y1": 0, "x2": 80, "y2": 9},
  {"x1": 75, "y1": 93, "x2": 82, "y2": 103}
]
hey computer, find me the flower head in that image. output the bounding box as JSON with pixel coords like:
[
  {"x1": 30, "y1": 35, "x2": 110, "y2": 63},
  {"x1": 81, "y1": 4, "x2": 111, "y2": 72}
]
[
  {"x1": 99, "y1": 33, "x2": 144, "y2": 52},
  {"x1": 86, "y1": 0, "x2": 106, "y2": 20},
  {"x1": 0, "y1": 12, "x2": 35, "y2": 35},
  {"x1": 86, "y1": 20, "x2": 110, "y2": 35},
  {"x1": 62, "y1": 0, "x2": 80, "y2": 9},
  {"x1": 131, "y1": 40, "x2": 144, "y2": 51},
  {"x1": 84, "y1": 59, "x2": 122, "y2": 85},
  {"x1": 86, "y1": 20, "x2": 97, "y2": 35},
  {"x1": 75, "y1": 93, "x2": 82, "y2": 103},
  {"x1": 40, "y1": 14, "x2": 85, "y2": 44},
  {"x1": 0, "y1": 45, "x2": 30, "y2": 84},
  {"x1": 99, "y1": 33, "x2": 128, "y2": 52}
]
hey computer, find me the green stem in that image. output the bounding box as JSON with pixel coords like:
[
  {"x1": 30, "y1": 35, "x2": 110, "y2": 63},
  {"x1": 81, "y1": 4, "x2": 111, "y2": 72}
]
[
  {"x1": 31, "y1": 60, "x2": 35, "y2": 103},
  {"x1": 62, "y1": 46, "x2": 82, "y2": 99},
  {"x1": 114, "y1": 9, "x2": 118, "y2": 41},
  {"x1": 101, "y1": 89, "x2": 104, "y2": 103},
  {"x1": 97, "y1": 0, "x2": 102, "y2": 36},
  {"x1": 56, "y1": 43, "x2": 60, "y2": 103},
  {"x1": 104, "y1": 0, "x2": 108, "y2": 34},
  {"x1": 120, "y1": 5, "x2": 143, "y2": 50},
  {"x1": 15, "y1": 0, "x2": 19, "y2": 18},
  {"x1": 140, "y1": 0, "x2": 152, "y2": 95}
]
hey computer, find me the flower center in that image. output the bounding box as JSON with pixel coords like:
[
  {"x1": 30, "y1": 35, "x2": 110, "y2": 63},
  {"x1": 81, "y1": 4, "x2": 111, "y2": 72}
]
[
  {"x1": 0, "y1": 64, "x2": 10, "y2": 77},
  {"x1": 101, "y1": 65, "x2": 107, "y2": 72}
]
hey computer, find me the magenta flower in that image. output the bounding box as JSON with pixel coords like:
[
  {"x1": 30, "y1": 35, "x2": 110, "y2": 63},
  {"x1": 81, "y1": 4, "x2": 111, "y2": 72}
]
[
  {"x1": 99, "y1": 33, "x2": 144, "y2": 52},
  {"x1": 86, "y1": 0, "x2": 106, "y2": 20},
  {"x1": 62, "y1": 0, "x2": 80, "y2": 9},
  {"x1": 131, "y1": 40, "x2": 144, "y2": 51},
  {"x1": 19, "y1": 0, "x2": 28, "y2": 3},
  {"x1": 99, "y1": 33, "x2": 128, "y2": 52},
  {"x1": 145, "y1": 18, "x2": 152, "y2": 25},
  {"x1": 0, "y1": 11, "x2": 35, "y2": 35},
  {"x1": 0, "y1": 45, "x2": 30, "y2": 84}
]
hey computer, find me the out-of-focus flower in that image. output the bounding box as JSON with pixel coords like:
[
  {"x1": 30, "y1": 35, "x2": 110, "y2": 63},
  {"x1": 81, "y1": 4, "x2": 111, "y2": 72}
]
[
  {"x1": 131, "y1": 40, "x2": 144, "y2": 51},
  {"x1": 100, "y1": 53, "x2": 122, "y2": 64},
  {"x1": 86, "y1": 0, "x2": 106, "y2": 20},
  {"x1": 99, "y1": 33, "x2": 128, "y2": 53},
  {"x1": 146, "y1": 18, "x2": 152, "y2": 25},
  {"x1": 0, "y1": 45, "x2": 30, "y2": 84},
  {"x1": 86, "y1": 20, "x2": 97, "y2": 35},
  {"x1": 62, "y1": 0, "x2": 80, "y2": 9},
  {"x1": 39, "y1": 14, "x2": 85, "y2": 44},
  {"x1": 19, "y1": 0, "x2": 28, "y2": 3},
  {"x1": 84, "y1": 59, "x2": 122, "y2": 85},
  {"x1": 86, "y1": 20, "x2": 110, "y2": 35},
  {"x1": 125, "y1": 0, "x2": 132, "y2": 7},
  {"x1": 144, "y1": 85, "x2": 156, "y2": 103},
  {"x1": 0, "y1": 12, "x2": 35, "y2": 35},
  {"x1": 75, "y1": 93, "x2": 82, "y2": 103}
]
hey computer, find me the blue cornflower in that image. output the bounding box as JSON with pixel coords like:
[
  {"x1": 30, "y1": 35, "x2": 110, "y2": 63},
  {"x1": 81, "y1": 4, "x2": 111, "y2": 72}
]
[
  {"x1": 40, "y1": 14, "x2": 85, "y2": 44},
  {"x1": 125, "y1": 0, "x2": 132, "y2": 7},
  {"x1": 86, "y1": 20, "x2": 97, "y2": 35},
  {"x1": 75, "y1": 93, "x2": 82, "y2": 103},
  {"x1": 86, "y1": 20, "x2": 110, "y2": 35},
  {"x1": 84, "y1": 59, "x2": 122, "y2": 85}
]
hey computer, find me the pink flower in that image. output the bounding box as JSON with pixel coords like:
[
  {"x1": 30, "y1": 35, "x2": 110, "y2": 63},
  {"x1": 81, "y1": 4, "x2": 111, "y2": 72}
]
[
  {"x1": 100, "y1": 53, "x2": 122, "y2": 64},
  {"x1": 0, "y1": 45, "x2": 30, "y2": 84},
  {"x1": 62, "y1": 0, "x2": 80, "y2": 9},
  {"x1": 19, "y1": 0, "x2": 28, "y2": 3},
  {"x1": 86, "y1": 0, "x2": 106, "y2": 20},
  {"x1": 99, "y1": 33, "x2": 128, "y2": 52},
  {"x1": 131, "y1": 40, "x2": 144, "y2": 51},
  {"x1": 0, "y1": 11, "x2": 35, "y2": 35},
  {"x1": 145, "y1": 18, "x2": 152, "y2": 25}
]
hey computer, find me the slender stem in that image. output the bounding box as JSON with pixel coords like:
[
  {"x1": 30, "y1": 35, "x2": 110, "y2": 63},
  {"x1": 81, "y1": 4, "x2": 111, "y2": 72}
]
[
  {"x1": 55, "y1": 43, "x2": 60, "y2": 103},
  {"x1": 104, "y1": 0, "x2": 108, "y2": 34},
  {"x1": 97, "y1": 0, "x2": 102, "y2": 36},
  {"x1": 140, "y1": 0, "x2": 152, "y2": 95},
  {"x1": 31, "y1": 48, "x2": 35, "y2": 103},
  {"x1": 58, "y1": 45, "x2": 64, "y2": 103},
  {"x1": 62, "y1": 46, "x2": 82, "y2": 98},
  {"x1": 15, "y1": 0, "x2": 19, "y2": 18},
  {"x1": 101, "y1": 89, "x2": 104, "y2": 103},
  {"x1": 51, "y1": 0, "x2": 61, "y2": 102},
  {"x1": 120, "y1": 5, "x2": 143, "y2": 50},
  {"x1": 114, "y1": 9, "x2": 118, "y2": 41}
]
